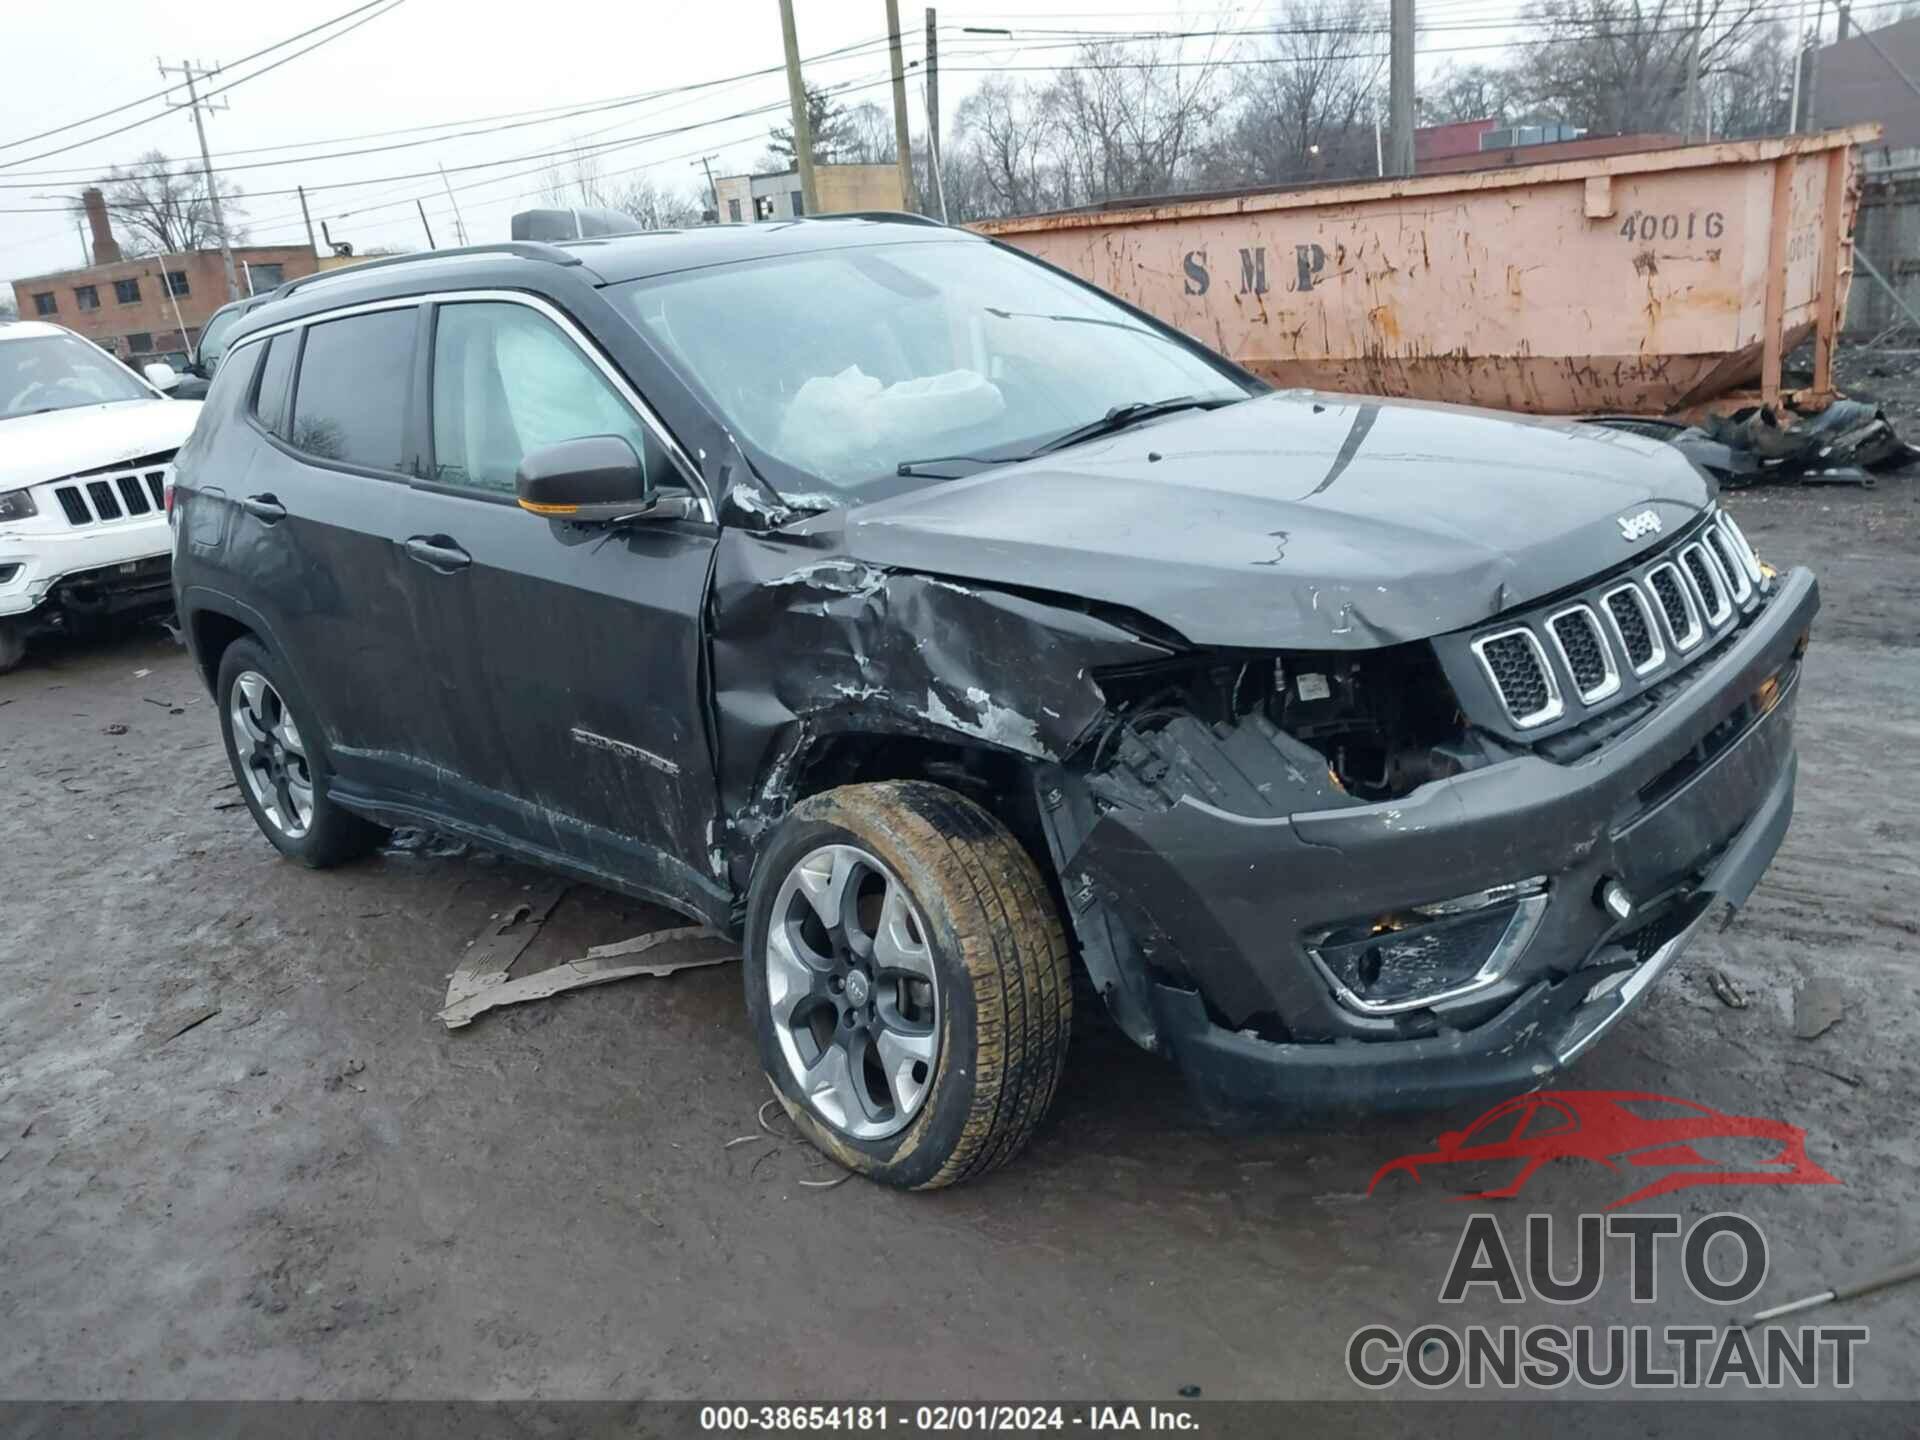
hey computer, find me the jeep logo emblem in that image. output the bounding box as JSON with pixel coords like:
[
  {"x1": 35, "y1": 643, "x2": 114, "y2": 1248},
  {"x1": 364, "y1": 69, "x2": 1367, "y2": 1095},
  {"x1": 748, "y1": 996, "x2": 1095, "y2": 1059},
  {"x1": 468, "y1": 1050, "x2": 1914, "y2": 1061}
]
[{"x1": 1618, "y1": 509, "x2": 1662, "y2": 541}]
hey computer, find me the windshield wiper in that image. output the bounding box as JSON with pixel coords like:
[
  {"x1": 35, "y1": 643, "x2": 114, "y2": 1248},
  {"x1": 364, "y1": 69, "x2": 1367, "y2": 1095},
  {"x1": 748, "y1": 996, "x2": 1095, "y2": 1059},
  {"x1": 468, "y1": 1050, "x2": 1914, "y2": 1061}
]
[
  {"x1": 894, "y1": 396, "x2": 1243, "y2": 479},
  {"x1": 1030, "y1": 395, "x2": 1241, "y2": 456},
  {"x1": 895, "y1": 453, "x2": 1019, "y2": 479}
]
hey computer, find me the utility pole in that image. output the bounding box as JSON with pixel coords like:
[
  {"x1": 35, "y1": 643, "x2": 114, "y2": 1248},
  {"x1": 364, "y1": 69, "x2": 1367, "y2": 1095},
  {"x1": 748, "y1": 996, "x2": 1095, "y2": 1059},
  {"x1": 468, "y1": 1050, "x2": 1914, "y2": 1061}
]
[
  {"x1": 439, "y1": 165, "x2": 469, "y2": 246},
  {"x1": 1387, "y1": 0, "x2": 1415, "y2": 177},
  {"x1": 1837, "y1": 1, "x2": 1850, "y2": 40},
  {"x1": 691, "y1": 155, "x2": 723, "y2": 220},
  {"x1": 885, "y1": 0, "x2": 917, "y2": 212},
  {"x1": 160, "y1": 59, "x2": 239, "y2": 302},
  {"x1": 416, "y1": 200, "x2": 437, "y2": 249},
  {"x1": 777, "y1": 0, "x2": 819, "y2": 216},
  {"x1": 1805, "y1": 0, "x2": 1827, "y2": 130},
  {"x1": 297, "y1": 185, "x2": 319, "y2": 259},
  {"x1": 926, "y1": 7, "x2": 944, "y2": 218},
  {"x1": 1684, "y1": 0, "x2": 1703, "y2": 140}
]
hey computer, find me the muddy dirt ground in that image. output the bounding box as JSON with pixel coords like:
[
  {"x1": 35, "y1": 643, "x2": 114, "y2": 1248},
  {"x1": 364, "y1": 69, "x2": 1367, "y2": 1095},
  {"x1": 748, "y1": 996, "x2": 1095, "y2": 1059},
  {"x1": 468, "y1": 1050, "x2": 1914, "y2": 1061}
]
[{"x1": 2, "y1": 352, "x2": 1916, "y2": 1404}]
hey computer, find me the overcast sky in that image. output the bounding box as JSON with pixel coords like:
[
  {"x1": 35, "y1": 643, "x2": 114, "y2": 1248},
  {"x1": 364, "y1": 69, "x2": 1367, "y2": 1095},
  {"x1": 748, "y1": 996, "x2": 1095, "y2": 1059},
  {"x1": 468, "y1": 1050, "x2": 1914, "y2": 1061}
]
[{"x1": 0, "y1": 0, "x2": 1529, "y2": 284}]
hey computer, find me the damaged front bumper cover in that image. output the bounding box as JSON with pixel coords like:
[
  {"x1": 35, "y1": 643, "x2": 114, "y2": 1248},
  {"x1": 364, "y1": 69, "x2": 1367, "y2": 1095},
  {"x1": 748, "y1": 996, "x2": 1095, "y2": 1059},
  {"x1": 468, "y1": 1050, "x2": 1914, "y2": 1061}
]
[{"x1": 1076, "y1": 567, "x2": 1818, "y2": 1119}]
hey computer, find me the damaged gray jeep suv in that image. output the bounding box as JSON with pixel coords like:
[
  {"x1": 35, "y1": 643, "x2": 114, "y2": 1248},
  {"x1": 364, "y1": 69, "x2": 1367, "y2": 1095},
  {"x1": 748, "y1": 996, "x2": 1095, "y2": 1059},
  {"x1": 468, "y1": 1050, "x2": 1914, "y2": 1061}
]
[{"x1": 171, "y1": 216, "x2": 1816, "y2": 1189}]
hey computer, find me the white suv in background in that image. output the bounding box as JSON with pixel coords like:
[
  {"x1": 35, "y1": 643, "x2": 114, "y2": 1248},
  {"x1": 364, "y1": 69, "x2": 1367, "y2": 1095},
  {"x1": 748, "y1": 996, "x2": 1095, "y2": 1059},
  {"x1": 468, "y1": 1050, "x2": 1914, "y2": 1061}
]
[{"x1": 0, "y1": 321, "x2": 202, "y2": 672}]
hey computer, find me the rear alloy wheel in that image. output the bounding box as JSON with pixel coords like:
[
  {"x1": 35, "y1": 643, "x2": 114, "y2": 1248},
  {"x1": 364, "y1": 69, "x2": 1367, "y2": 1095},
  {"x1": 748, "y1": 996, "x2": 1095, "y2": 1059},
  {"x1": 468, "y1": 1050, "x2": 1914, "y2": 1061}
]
[
  {"x1": 745, "y1": 781, "x2": 1074, "y2": 1189},
  {"x1": 216, "y1": 637, "x2": 385, "y2": 867},
  {"x1": 230, "y1": 670, "x2": 313, "y2": 839}
]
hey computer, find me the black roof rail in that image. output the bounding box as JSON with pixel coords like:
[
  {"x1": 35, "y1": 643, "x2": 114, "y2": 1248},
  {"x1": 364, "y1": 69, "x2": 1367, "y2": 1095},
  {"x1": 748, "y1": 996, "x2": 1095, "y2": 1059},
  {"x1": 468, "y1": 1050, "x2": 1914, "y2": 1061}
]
[
  {"x1": 273, "y1": 241, "x2": 584, "y2": 300},
  {"x1": 808, "y1": 210, "x2": 948, "y2": 227}
]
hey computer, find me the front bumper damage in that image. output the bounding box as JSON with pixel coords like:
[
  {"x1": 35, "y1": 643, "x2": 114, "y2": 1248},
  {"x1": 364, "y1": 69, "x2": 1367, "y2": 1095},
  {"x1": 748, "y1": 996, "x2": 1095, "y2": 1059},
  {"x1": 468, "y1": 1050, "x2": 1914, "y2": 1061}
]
[{"x1": 1070, "y1": 566, "x2": 1818, "y2": 1118}]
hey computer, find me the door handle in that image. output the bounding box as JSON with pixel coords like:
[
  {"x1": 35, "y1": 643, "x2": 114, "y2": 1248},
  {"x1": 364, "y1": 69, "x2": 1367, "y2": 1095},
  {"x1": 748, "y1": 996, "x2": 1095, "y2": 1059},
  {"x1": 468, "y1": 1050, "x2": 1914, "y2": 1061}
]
[
  {"x1": 239, "y1": 493, "x2": 286, "y2": 523},
  {"x1": 402, "y1": 535, "x2": 472, "y2": 573}
]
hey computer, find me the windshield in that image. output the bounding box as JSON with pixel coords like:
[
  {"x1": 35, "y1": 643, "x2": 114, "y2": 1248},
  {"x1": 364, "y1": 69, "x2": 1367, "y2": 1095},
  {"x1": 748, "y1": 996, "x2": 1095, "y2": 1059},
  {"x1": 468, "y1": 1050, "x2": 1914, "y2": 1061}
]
[
  {"x1": 1, "y1": 334, "x2": 151, "y2": 420},
  {"x1": 614, "y1": 238, "x2": 1250, "y2": 497}
]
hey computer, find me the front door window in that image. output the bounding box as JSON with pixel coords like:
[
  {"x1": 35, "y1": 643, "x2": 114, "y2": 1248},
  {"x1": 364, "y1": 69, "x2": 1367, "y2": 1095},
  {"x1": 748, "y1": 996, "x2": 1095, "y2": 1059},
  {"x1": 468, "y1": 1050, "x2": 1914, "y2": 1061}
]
[{"x1": 430, "y1": 301, "x2": 666, "y2": 495}]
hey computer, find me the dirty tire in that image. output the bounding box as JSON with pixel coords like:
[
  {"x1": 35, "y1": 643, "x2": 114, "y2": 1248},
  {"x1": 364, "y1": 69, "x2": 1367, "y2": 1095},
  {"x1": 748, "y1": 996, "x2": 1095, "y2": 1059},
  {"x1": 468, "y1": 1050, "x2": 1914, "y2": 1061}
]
[
  {"x1": 744, "y1": 781, "x2": 1073, "y2": 1190},
  {"x1": 0, "y1": 620, "x2": 24, "y2": 675},
  {"x1": 215, "y1": 636, "x2": 385, "y2": 868}
]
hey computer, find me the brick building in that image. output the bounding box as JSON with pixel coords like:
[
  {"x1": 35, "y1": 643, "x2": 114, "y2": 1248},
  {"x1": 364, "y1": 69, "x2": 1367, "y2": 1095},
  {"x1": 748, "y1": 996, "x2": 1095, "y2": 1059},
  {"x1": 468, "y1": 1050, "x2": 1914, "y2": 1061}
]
[{"x1": 9, "y1": 188, "x2": 320, "y2": 363}]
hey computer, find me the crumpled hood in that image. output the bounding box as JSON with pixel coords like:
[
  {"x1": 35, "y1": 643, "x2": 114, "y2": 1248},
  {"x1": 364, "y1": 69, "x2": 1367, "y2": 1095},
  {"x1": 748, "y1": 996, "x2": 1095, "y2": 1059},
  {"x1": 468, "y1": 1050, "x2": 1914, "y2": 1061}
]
[
  {"x1": 841, "y1": 391, "x2": 1711, "y2": 648},
  {"x1": 0, "y1": 400, "x2": 202, "y2": 492}
]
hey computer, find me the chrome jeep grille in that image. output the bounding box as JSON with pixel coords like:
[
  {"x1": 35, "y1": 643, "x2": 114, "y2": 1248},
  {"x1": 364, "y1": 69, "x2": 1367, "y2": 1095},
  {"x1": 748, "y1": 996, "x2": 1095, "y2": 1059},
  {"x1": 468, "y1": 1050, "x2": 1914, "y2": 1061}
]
[
  {"x1": 1647, "y1": 563, "x2": 1702, "y2": 651},
  {"x1": 1459, "y1": 511, "x2": 1770, "y2": 733},
  {"x1": 1682, "y1": 542, "x2": 1733, "y2": 626},
  {"x1": 1471, "y1": 627, "x2": 1562, "y2": 727},
  {"x1": 1547, "y1": 605, "x2": 1619, "y2": 702},
  {"x1": 1705, "y1": 527, "x2": 1752, "y2": 604},
  {"x1": 1602, "y1": 583, "x2": 1664, "y2": 674},
  {"x1": 50, "y1": 452, "x2": 173, "y2": 527}
]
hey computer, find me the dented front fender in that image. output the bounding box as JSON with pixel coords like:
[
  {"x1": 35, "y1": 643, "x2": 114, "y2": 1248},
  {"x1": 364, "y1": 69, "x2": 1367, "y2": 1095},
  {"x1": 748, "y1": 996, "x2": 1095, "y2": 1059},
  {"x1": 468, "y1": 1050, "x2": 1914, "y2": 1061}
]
[{"x1": 707, "y1": 526, "x2": 1170, "y2": 887}]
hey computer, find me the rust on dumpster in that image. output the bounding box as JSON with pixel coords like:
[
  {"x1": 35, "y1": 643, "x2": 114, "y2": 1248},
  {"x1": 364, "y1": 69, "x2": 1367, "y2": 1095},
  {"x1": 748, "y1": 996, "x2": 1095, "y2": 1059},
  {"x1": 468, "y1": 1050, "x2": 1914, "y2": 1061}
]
[{"x1": 975, "y1": 126, "x2": 1879, "y2": 417}]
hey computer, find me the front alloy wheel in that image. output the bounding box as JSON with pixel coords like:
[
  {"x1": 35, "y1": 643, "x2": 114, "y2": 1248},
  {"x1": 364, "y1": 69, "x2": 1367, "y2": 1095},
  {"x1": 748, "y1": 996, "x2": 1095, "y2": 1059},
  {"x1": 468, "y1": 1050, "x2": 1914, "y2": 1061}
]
[
  {"x1": 744, "y1": 781, "x2": 1074, "y2": 1190},
  {"x1": 766, "y1": 844, "x2": 940, "y2": 1139},
  {"x1": 229, "y1": 670, "x2": 313, "y2": 838}
]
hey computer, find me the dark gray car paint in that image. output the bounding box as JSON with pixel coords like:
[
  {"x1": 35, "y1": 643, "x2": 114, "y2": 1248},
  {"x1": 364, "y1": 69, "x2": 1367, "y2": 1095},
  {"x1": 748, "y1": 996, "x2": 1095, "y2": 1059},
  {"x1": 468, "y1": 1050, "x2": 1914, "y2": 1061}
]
[
  {"x1": 841, "y1": 391, "x2": 1712, "y2": 650},
  {"x1": 171, "y1": 222, "x2": 1804, "y2": 1115}
]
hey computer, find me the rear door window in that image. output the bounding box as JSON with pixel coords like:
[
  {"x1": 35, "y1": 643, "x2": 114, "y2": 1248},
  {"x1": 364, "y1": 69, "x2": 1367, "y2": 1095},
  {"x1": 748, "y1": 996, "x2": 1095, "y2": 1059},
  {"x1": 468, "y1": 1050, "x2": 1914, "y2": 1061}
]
[{"x1": 288, "y1": 308, "x2": 415, "y2": 473}]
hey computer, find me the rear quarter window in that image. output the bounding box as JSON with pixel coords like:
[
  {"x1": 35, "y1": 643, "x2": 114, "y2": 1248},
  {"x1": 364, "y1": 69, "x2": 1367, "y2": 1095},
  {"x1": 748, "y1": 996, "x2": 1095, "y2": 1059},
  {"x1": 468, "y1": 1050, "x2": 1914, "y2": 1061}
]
[
  {"x1": 251, "y1": 335, "x2": 297, "y2": 438},
  {"x1": 288, "y1": 308, "x2": 416, "y2": 473}
]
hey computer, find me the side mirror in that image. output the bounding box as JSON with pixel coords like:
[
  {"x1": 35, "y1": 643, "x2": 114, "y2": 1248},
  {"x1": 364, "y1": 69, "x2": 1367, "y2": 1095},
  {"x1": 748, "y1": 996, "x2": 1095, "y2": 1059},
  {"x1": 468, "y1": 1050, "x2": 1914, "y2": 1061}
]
[
  {"x1": 514, "y1": 434, "x2": 693, "y2": 523},
  {"x1": 143, "y1": 361, "x2": 180, "y2": 392},
  {"x1": 1436, "y1": 1130, "x2": 1465, "y2": 1152}
]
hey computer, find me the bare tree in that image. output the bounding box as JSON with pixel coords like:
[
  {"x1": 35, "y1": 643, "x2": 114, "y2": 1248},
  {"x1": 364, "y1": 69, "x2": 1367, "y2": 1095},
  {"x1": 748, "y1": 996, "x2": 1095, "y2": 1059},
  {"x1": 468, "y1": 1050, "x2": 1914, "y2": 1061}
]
[
  {"x1": 1201, "y1": 1, "x2": 1383, "y2": 187},
  {"x1": 1421, "y1": 62, "x2": 1519, "y2": 125},
  {"x1": 838, "y1": 101, "x2": 897, "y2": 164},
  {"x1": 953, "y1": 77, "x2": 1057, "y2": 216},
  {"x1": 614, "y1": 174, "x2": 706, "y2": 229},
  {"x1": 1041, "y1": 38, "x2": 1227, "y2": 207},
  {"x1": 1709, "y1": 20, "x2": 1796, "y2": 137},
  {"x1": 1509, "y1": 0, "x2": 1769, "y2": 134},
  {"x1": 98, "y1": 150, "x2": 246, "y2": 256},
  {"x1": 541, "y1": 144, "x2": 619, "y2": 208}
]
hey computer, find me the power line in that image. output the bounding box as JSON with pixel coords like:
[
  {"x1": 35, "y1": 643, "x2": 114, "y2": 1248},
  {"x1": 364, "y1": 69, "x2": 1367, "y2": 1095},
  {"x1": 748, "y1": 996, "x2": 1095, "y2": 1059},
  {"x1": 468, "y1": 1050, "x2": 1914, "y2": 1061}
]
[
  {"x1": 195, "y1": 61, "x2": 905, "y2": 241},
  {"x1": 0, "y1": 1, "x2": 1882, "y2": 230},
  {"x1": 0, "y1": 0, "x2": 410, "y2": 174},
  {"x1": 0, "y1": 0, "x2": 394, "y2": 157},
  {"x1": 0, "y1": 30, "x2": 907, "y2": 193}
]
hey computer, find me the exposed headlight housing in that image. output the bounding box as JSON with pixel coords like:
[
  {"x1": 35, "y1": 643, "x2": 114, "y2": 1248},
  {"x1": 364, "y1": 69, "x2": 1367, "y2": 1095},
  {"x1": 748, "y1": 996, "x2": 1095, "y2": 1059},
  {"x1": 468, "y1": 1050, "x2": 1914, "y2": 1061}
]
[
  {"x1": 1306, "y1": 879, "x2": 1548, "y2": 1015},
  {"x1": 0, "y1": 488, "x2": 37, "y2": 523}
]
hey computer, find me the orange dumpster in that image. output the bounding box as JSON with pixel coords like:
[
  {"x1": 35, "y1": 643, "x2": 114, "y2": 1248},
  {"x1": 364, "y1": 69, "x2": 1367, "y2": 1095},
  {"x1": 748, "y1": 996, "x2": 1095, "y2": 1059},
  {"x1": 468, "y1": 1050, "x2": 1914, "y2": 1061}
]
[{"x1": 975, "y1": 126, "x2": 1877, "y2": 417}]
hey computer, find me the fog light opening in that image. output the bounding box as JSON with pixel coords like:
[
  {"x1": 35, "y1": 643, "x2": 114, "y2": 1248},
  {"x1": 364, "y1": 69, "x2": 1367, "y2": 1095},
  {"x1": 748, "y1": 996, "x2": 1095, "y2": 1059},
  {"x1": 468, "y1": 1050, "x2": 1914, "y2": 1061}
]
[{"x1": 1307, "y1": 879, "x2": 1547, "y2": 1017}]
